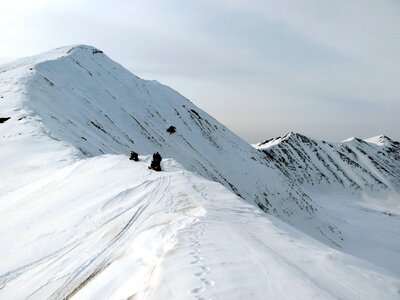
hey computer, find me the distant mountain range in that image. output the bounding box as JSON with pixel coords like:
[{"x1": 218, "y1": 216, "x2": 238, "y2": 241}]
[{"x1": 254, "y1": 132, "x2": 400, "y2": 194}]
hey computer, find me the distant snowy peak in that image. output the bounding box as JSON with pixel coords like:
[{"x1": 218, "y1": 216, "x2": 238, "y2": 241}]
[
  {"x1": 254, "y1": 132, "x2": 311, "y2": 149},
  {"x1": 364, "y1": 135, "x2": 395, "y2": 146},
  {"x1": 254, "y1": 132, "x2": 400, "y2": 193}
]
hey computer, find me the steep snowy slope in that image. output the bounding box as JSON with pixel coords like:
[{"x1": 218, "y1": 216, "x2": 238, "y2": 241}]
[
  {"x1": 0, "y1": 116, "x2": 399, "y2": 299},
  {"x1": 0, "y1": 45, "x2": 340, "y2": 245},
  {"x1": 254, "y1": 132, "x2": 400, "y2": 274}
]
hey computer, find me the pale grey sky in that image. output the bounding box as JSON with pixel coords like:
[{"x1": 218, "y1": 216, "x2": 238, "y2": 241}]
[{"x1": 1, "y1": 0, "x2": 399, "y2": 142}]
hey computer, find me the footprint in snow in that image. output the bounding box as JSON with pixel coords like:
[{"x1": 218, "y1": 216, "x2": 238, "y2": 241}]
[
  {"x1": 191, "y1": 286, "x2": 205, "y2": 294},
  {"x1": 190, "y1": 255, "x2": 203, "y2": 264},
  {"x1": 190, "y1": 242, "x2": 200, "y2": 248},
  {"x1": 201, "y1": 278, "x2": 215, "y2": 287},
  {"x1": 194, "y1": 265, "x2": 210, "y2": 277}
]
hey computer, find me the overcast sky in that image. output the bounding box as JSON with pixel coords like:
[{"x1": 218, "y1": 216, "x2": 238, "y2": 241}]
[{"x1": 1, "y1": 0, "x2": 399, "y2": 142}]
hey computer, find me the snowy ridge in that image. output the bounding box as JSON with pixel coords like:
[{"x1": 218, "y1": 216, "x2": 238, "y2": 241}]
[{"x1": 0, "y1": 45, "x2": 340, "y2": 245}]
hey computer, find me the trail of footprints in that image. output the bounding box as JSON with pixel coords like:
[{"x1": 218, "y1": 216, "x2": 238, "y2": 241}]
[{"x1": 188, "y1": 222, "x2": 215, "y2": 299}]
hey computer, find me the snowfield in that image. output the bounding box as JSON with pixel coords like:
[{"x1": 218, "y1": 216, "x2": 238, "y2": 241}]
[
  {"x1": 254, "y1": 132, "x2": 400, "y2": 275},
  {"x1": 0, "y1": 45, "x2": 400, "y2": 299},
  {"x1": 1, "y1": 135, "x2": 399, "y2": 300}
]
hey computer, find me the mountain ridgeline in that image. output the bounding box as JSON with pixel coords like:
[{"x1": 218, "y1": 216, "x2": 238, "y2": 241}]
[
  {"x1": 3, "y1": 45, "x2": 399, "y2": 247},
  {"x1": 254, "y1": 132, "x2": 400, "y2": 196}
]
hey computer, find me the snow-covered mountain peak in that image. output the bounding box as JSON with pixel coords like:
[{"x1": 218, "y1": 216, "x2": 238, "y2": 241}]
[
  {"x1": 365, "y1": 134, "x2": 394, "y2": 146},
  {"x1": 254, "y1": 131, "x2": 311, "y2": 149},
  {"x1": 0, "y1": 45, "x2": 100, "y2": 75},
  {"x1": 36, "y1": 44, "x2": 104, "y2": 60}
]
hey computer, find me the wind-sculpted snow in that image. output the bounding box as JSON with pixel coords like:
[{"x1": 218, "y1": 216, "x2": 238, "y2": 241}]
[
  {"x1": 0, "y1": 132, "x2": 399, "y2": 299},
  {"x1": 254, "y1": 132, "x2": 400, "y2": 274},
  {"x1": 0, "y1": 152, "x2": 204, "y2": 298},
  {"x1": 0, "y1": 45, "x2": 341, "y2": 246}
]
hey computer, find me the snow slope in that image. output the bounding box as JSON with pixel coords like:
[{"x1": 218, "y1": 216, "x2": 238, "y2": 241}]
[
  {"x1": 0, "y1": 45, "x2": 340, "y2": 246},
  {"x1": 0, "y1": 118, "x2": 399, "y2": 299},
  {"x1": 254, "y1": 132, "x2": 400, "y2": 274},
  {"x1": 1, "y1": 45, "x2": 400, "y2": 299}
]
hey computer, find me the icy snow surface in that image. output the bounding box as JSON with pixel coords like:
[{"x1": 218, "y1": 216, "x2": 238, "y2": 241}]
[{"x1": 1, "y1": 45, "x2": 400, "y2": 299}]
